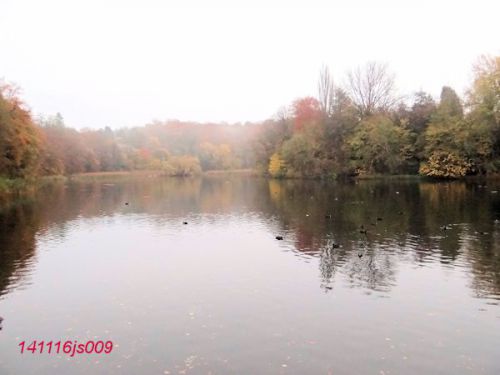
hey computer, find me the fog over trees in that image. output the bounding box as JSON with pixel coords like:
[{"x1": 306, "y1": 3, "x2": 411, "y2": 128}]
[{"x1": 1, "y1": 56, "x2": 499, "y2": 182}]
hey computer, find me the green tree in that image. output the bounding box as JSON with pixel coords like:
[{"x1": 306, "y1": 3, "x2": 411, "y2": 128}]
[
  {"x1": 420, "y1": 86, "x2": 490, "y2": 177},
  {"x1": 409, "y1": 91, "x2": 436, "y2": 134},
  {"x1": 436, "y1": 86, "x2": 463, "y2": 119},
  {"x1": 347, "y1": 115, "x2": 411, "y2": 174},
  {"x1": 281, "y1": 134, "x2": 331, "y2": 178}
]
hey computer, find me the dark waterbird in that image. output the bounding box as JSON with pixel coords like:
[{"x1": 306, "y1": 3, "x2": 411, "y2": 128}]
[
  {"x1": 376, "y1": 217, "x2": 383, "y2": 221},
  {"x1": 440, "y1": 225, "x2": 452, "y2": 231},
  {"x1": 0, "y1": 316, "x2": 3, "y2": 330},
  {"x1": 125, "y1": 202, "x2": 129, "y2": 206},
  {"x1": 183, "y1": 221, "x2": 188, "y2": 225},
  {"x1": 332, "y1": 243, "x2": 340, "y2": 249},
  {"x1": 325, "y1": 214, "x2": 332, "y2": 219},
  {"x1": 359, "y1": 225, "x2": 368, "y2": 235},
  {"x1": 275, "y1": 236, "x2": 284, "y2": 240}
]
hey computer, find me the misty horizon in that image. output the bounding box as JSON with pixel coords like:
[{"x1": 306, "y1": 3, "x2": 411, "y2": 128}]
[
  {"x1": 6, "y1": 57, "x2": 498, "y2": 131},
  {"x1": 1, "y1": 0, "x2": 499, "y2": 129}
]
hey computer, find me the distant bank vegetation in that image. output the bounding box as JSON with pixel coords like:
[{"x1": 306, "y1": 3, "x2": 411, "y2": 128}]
[{"x1": 1, "y1": 55, "x2": 499, "y2": 188}]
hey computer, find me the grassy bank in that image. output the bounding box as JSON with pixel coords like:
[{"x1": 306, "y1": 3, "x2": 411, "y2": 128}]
[
  {"x1": 353, "y1": 174, "x2": 424, "y2": 180},
  {"x1": 0, "y1": 177, "x2": 37, "y2": 204},
  {"x1": 203, "y1": 169, "x2": 256, "y2": 176},
  {"x1": 70, "y1": 169, "x2": 258, "y2": 180},
  {"x1": 68, "y1": 170, "x2": 168, "y2": 181}
]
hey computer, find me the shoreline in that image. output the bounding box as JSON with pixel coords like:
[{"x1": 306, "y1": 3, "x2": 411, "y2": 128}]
[{"x1": 2, "y1": 170, "x2": 499, "y2": 195}]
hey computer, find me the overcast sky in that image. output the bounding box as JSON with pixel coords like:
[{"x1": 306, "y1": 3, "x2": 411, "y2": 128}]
[{"x1": 1, "y1": 0, "x2": 499, "y2": 129}]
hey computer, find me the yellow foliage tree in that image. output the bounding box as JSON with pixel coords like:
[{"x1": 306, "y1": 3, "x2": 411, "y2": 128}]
[
  {"x1": 268, "y1": 153, "x2": 285, "y2": 177},
  {"x1": 419, "y1": 151, "x2": 472, "y2": 178}
]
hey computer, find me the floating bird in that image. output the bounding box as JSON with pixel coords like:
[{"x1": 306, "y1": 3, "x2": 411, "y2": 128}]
[
  {"x1": 183, "y1": 221, "x2": 188, "y2": 225},
  {"x1": 359, "y1": 228, "x2": 368, "y2": 235},
  {"x1": 398, "y1": 211, "x2": 404, "y2": 215},
  {"x1": 275, "y1": 236, "x2": 284, "y2": 240},
  {"x1": 0, "y1": 316, "x2": 3, "y2": 329},
  {"x1": 440, "y1": 225, "x2": 452, "y2": 231},
  {"x1": 376, "y1": 217, "x2": 383, "y2": 221},
  {"x1": 125, "y1": 202, "x2": 129, "y2": 206},
  {"x1": 325, "y1": 214, "x2": 332, "y2": 219},
  {"x1": 332, "y1": 243, "x2": 340, "y2": 249},
  {"x1": 358, "y1": 253, "x2": 363, "y2": 258},
  {"x1": 478, "y1": 231, "x2": 487, "y2": 235}
]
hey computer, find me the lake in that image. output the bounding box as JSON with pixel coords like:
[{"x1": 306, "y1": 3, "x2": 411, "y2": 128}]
[{"x1": 0, "y1": 175, "x2": 499, "y2": 374}]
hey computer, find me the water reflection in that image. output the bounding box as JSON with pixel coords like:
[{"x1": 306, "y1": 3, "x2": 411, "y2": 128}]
[
  {"x1": 0, "y1": 203, "x2": 38, "y2": 297},
  {"x1": 1, "y1": 176, "x2": 500, "y2": 374},
  {"x1": 1, "y1": 176, "x2": 499, "y2": 303},
  {"x1": 264, "y1": 179, "x2": 500, "y2": 300}
]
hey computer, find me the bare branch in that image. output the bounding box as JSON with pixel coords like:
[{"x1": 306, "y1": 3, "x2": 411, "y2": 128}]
[
  {"x1": 347, "y1": 62, "x2": 397, "y2": 116},
  {"x1": 318, "y1": 65, "x2": 335, "y2": 117}
]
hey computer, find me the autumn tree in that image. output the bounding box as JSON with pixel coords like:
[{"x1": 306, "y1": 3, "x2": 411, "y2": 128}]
[
  {"x1": 199, "y1": 142, "x2": 235, "y2": 170},
  {"x1": 39, "y1": 114, "x2": 98, "y2": 174},
  {"x1": 467, "y1": 55, "x2": 500, "y2": 170},
  {"x1": 80, "y1": 127, "x2": 129, "y2": 171},
  {"x1": 0, "y1": 83, "x2": 41, "y2": 179},
  {"x1": 292, "y1": 97, "x2": 323, "y2": 132},
  {"x1": 468, "y1": 55, "x2": 500, "y2": 126},
  {"x1": 419, "y1": 86, "x2": 488, "y2": 177},
  {"x1": 164, "y1": 155, "x2": 201, "y2": 176},
  {"x1": 268, "y1": 153, "x2": 286, "y2": 177}
]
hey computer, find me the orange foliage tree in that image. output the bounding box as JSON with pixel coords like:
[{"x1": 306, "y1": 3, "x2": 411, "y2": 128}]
[
  {"x1": 0, "y1": 83, "x2": 42, "y2": 178},
  {"x1": 292, "y1": 97, "x2": 323, "y2": 132}
]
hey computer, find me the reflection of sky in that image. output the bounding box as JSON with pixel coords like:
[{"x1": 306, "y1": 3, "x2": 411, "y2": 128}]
[{"x1": 0, "y1": 177, "x2": 500, "y2": 374}]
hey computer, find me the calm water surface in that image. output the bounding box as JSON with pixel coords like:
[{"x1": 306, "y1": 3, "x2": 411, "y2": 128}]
[{"x1": 0, "y1": 176, "x2": 499, "y2": 374}]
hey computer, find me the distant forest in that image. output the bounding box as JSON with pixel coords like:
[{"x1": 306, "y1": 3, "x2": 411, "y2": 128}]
[{"x1": 1, "y1": 55, "x2": 499, "y2": 181}]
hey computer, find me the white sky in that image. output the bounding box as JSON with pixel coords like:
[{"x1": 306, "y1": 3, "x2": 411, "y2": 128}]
[{"x1": 1, "y1": 0, "x2": 499, "y2": 129}]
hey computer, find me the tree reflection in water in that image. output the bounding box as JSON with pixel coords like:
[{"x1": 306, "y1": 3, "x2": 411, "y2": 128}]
[{"x1": 0, "y1": 176, "x2": 499, "y2": 303}]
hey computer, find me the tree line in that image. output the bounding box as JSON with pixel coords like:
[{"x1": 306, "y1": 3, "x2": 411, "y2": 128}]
[
  {"x1": 1, "y1": 55, "x2": 499, "y2": 181},
  {"x1": 264, "y1": 56, "x2": 500, "y2": 179}
]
